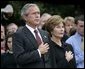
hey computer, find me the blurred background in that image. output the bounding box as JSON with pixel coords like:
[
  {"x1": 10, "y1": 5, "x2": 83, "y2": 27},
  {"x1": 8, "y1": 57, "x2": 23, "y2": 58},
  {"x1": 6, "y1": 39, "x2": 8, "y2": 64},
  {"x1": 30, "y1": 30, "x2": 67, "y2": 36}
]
[{"x1": 1, "y1": 0, "x2": 84, "y2": 26}]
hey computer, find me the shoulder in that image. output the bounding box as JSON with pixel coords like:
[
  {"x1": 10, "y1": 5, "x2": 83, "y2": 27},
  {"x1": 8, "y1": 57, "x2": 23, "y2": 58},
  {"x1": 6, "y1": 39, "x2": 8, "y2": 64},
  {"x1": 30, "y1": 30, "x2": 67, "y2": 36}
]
[
  {"x1": 39, "y1": 29, "x2": 49, "y2": 36},
  {"x1": 16, "y1": 26, "x2": 25, "y2": 34},
  {"x1": 12, "y1": 27, "x2": 26, "y2": 41},
  {"x1": 1, "y1": 53, "x2": 9, "y2": 59},
  {"x1": 66, "y1": 35, "x2": 75, "y2": 43},
  {"x1": 13, "y1": 26, "x2": 25, "y2": 36},
  {"x1": 64, "y1": 42, "x2": 74, "y2": 51},
  {"x1": 39, "y1": 29, "x2": 48, "y2": 33},
  {"x1": 64, "y1": 42, "x2": 72, "y2": 47}
]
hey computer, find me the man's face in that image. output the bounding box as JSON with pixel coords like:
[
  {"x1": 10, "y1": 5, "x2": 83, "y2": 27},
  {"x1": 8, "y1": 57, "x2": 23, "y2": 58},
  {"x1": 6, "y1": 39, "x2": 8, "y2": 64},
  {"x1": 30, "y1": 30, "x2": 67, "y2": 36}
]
[
  {"x1": 77, "y1": 20, "x2": 84, "y2": 36},
  {"x1": 7, "y1": 24, "x2": 18, "y2": 35},
  {"x1": 25, "y1": 6, "x2": 40, "y2": 27}
]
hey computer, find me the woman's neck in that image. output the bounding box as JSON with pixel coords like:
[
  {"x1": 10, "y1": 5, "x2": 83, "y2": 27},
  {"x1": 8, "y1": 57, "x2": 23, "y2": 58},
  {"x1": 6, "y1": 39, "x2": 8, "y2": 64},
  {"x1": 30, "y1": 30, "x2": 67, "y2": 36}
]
[{"x1": 51, "y1": 36, "x2": 62, "y2": 47}]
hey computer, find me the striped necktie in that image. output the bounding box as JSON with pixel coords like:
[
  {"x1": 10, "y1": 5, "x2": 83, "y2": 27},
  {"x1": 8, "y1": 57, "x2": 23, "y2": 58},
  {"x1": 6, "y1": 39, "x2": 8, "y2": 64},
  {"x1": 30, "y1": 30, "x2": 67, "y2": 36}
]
[{"x1": 34, "y1": 30, "x2": 42, "y2": 45}]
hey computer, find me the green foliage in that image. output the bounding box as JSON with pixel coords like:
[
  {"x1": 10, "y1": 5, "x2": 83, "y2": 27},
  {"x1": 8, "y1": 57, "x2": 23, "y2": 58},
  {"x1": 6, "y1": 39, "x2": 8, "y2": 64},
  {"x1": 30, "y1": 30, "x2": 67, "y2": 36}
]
[{"x1": 8, "y1": 1, "x2": 83, "y2": 20}]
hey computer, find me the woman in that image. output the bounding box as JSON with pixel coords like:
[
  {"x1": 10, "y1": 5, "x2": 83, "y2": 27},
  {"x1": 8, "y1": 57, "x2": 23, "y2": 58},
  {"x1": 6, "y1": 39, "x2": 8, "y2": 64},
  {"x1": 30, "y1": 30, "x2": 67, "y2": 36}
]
[
  {"x1": 61, "y1": 16, "x2": 76, "y2": 42},
  {"x1": 45, "y1": 15, "x2": 76, "y2": 68},
  {"x1": 1, "y1": 34, "x2": 17, "y2": 68}
]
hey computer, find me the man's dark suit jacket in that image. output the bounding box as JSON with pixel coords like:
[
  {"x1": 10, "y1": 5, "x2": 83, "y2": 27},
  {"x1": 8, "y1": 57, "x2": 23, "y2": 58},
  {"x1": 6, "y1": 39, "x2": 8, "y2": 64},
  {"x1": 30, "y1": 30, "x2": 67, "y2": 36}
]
[{"x1": 12, "y1": 26, "x2": 51, "y2": 68}]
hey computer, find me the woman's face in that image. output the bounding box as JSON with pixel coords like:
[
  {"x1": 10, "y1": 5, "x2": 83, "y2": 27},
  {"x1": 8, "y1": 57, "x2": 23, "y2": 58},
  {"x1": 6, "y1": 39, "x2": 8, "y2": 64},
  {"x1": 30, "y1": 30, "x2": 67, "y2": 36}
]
[
  {"x1": 7, "y1": 37, "x2": 12, "y2": 50},
  {"x1": 51, "y1": 23, "x2": 64, "y2": 39},
  {"x1": 65, "y1": 20, "x2": 75, "y2": 35}
]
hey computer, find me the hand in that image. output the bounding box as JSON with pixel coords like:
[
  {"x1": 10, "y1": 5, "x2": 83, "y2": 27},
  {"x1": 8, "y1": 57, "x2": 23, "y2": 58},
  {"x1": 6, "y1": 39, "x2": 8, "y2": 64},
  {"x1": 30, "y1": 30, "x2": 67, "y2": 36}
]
[
  {"x1": 38, "y1": 42, "x2": 49, "y2": 54},
  {"x1": 65, "y1": 51, "x2": 73, "y2": 62}
]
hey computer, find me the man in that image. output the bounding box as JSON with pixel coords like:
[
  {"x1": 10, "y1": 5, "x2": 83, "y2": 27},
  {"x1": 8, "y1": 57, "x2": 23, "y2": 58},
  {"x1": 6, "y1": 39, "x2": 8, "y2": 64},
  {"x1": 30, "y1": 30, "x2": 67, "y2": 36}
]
[
  {"x1": 12, "y1": 3, "x2": 51, "y2": 68},
  {"x1": 6, "y1": 23, "x2": 18, "y2": 35},
  {"x1": 66, "y1": 15, "x2": 84, "y2": 68}
]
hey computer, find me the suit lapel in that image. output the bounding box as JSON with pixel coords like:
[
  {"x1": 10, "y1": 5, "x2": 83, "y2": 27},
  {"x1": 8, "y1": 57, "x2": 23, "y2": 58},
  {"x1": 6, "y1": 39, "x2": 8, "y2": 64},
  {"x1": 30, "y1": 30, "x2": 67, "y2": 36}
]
[
  {"x1": 39, "y1": 29, "x2": 51, "y2": 68},
  {"x1": 22, "y1": 27, "x2": 48, "y2": 48},
  {"x1": 38, "y1": 29, "x2": 48, "y2": 43},
  {"x1": 22, "y1": 26, "x2": 38, "y2": 48}
]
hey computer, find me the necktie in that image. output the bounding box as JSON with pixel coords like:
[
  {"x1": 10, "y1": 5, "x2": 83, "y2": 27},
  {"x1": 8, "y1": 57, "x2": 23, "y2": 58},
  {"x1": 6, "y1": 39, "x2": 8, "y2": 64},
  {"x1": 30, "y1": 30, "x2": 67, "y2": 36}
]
[
  {"x1": 34, "y1": 30, "x2": 42, "y2": 45},
  {"x1": 34, "y1": 30, "x2": 50, "y2": 68}
]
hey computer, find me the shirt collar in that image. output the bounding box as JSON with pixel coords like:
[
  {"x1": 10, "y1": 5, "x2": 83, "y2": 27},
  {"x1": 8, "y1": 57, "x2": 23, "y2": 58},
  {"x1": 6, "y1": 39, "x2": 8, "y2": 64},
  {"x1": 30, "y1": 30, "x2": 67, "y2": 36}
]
[
  {"x1": 75, "y1": 32, "x2": 82, "y2": 41},
  {"x1": 26, "y1": 24, "x2": 38, "y2": 33}
]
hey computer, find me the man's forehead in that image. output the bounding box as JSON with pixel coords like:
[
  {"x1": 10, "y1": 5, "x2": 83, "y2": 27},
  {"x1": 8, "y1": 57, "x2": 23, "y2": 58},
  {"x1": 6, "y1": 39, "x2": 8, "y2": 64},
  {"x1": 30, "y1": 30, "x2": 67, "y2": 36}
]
[
  {"x1": 78, "y1": 20, "x2": 84, "y2": 24},
  {"x1": 26, "y1": 5, "x2": 40, "y2": 12}
]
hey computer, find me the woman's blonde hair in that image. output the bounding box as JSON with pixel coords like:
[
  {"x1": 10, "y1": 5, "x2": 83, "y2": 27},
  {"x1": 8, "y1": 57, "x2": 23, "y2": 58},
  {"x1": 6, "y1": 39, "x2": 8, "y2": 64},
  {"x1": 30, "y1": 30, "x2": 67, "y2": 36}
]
[{"x1": 64, "y1": 16, "x2": 75, "y2": 25}]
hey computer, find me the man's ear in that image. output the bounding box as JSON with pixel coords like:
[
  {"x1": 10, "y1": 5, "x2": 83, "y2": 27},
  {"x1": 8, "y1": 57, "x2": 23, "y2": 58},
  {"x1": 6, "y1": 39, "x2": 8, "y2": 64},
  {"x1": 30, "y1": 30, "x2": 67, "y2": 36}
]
[{"x1": 22, "y1": 15, "x2": 27, "y2": 22}]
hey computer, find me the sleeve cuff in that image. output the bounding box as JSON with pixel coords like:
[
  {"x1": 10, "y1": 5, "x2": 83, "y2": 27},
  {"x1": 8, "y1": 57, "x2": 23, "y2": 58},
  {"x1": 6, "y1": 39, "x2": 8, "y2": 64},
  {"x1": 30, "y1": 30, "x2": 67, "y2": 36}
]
[{"x1": 37, "y1": 49, "x2": 41, "y2": 57}]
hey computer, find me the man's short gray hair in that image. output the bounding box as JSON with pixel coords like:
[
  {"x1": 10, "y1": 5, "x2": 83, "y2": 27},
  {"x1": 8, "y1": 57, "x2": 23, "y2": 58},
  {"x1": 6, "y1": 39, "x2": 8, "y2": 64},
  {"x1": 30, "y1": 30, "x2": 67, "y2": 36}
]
[{"x1": 21, "y1": 3, "x2": 38, "y2": 17}]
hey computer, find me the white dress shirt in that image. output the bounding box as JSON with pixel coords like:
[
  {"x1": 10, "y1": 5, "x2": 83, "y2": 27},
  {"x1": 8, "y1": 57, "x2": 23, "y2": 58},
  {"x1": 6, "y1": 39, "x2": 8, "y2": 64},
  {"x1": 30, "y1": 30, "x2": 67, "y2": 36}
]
[{"x1": 26, "y1": 24, "x2": 42, "y2": 57}]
